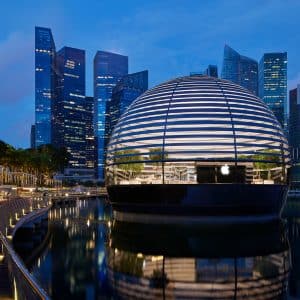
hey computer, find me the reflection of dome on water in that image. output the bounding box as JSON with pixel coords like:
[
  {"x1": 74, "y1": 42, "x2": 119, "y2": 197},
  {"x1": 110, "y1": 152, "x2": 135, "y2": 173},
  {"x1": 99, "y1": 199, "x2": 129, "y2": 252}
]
[
  {"x1": 107, "y1": 221, "x2": 290, "y2": 299},
  {"x1": 106, "y1": 76, "x2": 290, "y2": 221}
]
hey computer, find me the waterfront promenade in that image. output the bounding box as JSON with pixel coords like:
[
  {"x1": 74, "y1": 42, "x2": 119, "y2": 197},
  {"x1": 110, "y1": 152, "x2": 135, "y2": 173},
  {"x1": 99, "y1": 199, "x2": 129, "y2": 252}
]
[
  {"x1": 0, "y1": 194, "x2": 50, "y2": 299},
  {"x1": 0, "y1": 188, "x2": 105, "y2": 299}
]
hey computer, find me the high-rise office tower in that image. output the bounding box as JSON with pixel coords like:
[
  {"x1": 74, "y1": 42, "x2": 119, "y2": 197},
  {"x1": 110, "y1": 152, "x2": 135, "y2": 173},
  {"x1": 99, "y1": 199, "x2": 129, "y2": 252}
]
[
  {"x1": 259, "y1": 52, "x2": 287, "y2": 128},
  {"x1": 30, "y1": 125, "x2": 35, "y2": 149},
  {"x1": 289, "y1": 85, "x2": 300, "y2": 186},
  {"x1": 108, "y1": 70, "x2": 148, "y2": 138},
  {"x1": 93, "y1": 51, "x2": 128, "y2": 180},
  {"x1": 52, "y1": 47, "x2": 87, "y2": 170},
  {"x1": 222, "y1": 45, "x2": 258, "y2": 96},
  {"x1": 85, "y1": 96, "x2": 95, "y2": 172},
  {"x1": 206, "y1": 65, "x2": 218, "y2": 78},
  {"x1": 35, "y1": 26, "x2": 56, "y2": 147},
  {"x1": 289, "y1": 85, "x2": 300, "y2": 150}
]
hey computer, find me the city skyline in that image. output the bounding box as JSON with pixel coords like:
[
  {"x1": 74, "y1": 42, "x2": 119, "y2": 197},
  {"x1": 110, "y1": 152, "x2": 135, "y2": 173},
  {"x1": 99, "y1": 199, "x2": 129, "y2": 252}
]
[
  {"x1": 221, "y1": 45, "x2": 258, "y2": 96},
  {"x1": 1, "y1": 0, "x2": 300, "y2": 148}
]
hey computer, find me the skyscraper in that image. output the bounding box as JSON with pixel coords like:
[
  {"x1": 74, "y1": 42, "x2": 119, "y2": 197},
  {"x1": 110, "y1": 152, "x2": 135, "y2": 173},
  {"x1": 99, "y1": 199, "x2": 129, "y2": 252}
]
[
  {"x1": 30, "y1": 125, "x2": 35, "y2": 149},
  {"x1": 85, "y1": 96, "x2": 95, "y2": 173},
  {"x1": 109, "y1": 70, "x2": 148, "y2": 138},
  {"x1": 52, "y1": 47, "x2": 87, "y2": 170},
  {"x1": 94, "y1": 51, "x2": 128, "y2": 180},
  {"x1": 289, "y1": 85, "x2": 300, "y2": 186},
  {"x1": 221, "y1": 45, "x2": 258, "y2": 96},
  {"x1": 35, "y1": 26, "x2": 56, "y2": 147},
  {"x1": 259, "y1": 52, "x2": 287, "y2": 128},
  {"x1": 206, "y1": 65, "x2": 218, "y2": 78},
  {"x1": 289, "y1": 85, "x2": 300, "y2": 150}
]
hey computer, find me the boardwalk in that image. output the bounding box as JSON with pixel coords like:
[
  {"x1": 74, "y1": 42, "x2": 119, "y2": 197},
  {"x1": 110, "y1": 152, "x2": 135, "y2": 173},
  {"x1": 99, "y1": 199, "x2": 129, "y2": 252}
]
[
  {"x1": 0, "y1": 195, "x2": 50, "y2": 299},
  {"x1": 0, "y1": 189, "x2": 104, "y2": 300}
]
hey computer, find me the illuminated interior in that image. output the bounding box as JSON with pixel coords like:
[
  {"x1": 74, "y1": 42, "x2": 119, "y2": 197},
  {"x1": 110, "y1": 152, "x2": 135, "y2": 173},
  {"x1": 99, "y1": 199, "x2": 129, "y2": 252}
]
[{"x1": 106, "y1": 76, "x2": 290, "y2": 185}]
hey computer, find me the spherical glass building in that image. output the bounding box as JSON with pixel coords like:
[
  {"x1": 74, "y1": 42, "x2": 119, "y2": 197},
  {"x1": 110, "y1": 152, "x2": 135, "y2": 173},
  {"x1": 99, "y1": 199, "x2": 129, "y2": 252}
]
[{"x1": 106, "y1": 76, "x2": 290, "y2": 221}]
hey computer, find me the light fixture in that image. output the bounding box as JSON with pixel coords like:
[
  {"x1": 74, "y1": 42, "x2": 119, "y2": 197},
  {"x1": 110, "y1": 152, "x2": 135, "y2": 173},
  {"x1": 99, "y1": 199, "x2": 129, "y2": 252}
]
[{"x1": 221, "y1": 164, "x2": 230, "y2": 175}]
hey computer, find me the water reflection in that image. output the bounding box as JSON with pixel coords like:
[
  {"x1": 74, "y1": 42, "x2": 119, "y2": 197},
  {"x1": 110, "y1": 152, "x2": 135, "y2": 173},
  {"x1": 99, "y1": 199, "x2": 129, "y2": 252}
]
[
  {"x1": 285, "y1": 216, "x2": 300, "y2": 298},
  {"x1": 108, "y1": 221, "x2": 290, "y2": 299},
  {"x1": 30, "y1": 198, "x2": 112, "y2": 299},
  {"x1": 21, "y1": 199, "x2": 300, "y2": 299}
]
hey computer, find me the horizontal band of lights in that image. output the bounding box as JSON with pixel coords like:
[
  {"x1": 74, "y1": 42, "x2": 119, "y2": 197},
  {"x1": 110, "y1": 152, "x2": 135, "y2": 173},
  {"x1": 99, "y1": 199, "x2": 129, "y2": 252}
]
[{"x1": 107, "y1": 76, "x2": 290, "y2": 166}]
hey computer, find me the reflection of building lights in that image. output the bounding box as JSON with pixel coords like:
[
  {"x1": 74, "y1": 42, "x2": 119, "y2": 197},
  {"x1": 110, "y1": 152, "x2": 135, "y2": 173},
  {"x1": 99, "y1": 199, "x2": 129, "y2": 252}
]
[
  {"x1": 86, "y1": 240, "x2": 95, "y2": 249},
  {"x1": 221, "y1": 164, "x2": 230, "y2": 175},
  {"x1": 151, "y1": 256, "x2": 164, "y2": 262},
  {"x1": 98, "y1": 251, "x2": 105, "y2": 266},
  {"x1": 87, "y1": 219, "x2": 90, "y2": 227},
  {"x1": 108, "y1": 221, "x2": 111, "y2": 228},
  {"x1": 137, "y1": 253, "x2": 143, "y2": 258}
]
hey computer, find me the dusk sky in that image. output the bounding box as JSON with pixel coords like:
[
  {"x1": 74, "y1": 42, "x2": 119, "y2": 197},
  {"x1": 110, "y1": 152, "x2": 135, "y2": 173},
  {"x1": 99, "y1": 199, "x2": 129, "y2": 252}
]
[{"x1": 1, "y1": 0, "x2": 300, "y2": 148}]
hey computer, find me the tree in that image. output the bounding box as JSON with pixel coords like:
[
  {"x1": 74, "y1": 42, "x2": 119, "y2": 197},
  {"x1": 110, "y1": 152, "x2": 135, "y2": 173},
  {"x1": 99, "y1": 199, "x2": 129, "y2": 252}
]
[
  {"x1": 0, "y1": 140, "x2": 70, "y2": 186},
  {"x1": 238, "y1": 149, "x2": 281, "y2": 170},
  {"x1": 114, "y1": 149, "x2": 144, "y2": 175},
  {"x1": 148, "y1": 147, "x2": 167, "y2": 164}
]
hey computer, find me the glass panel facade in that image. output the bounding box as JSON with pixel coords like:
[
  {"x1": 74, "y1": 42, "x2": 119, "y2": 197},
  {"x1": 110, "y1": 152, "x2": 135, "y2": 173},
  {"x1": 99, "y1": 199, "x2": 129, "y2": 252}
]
[
  {"x1": 222, "y1": 45, "x2": 258, "y2": 96},
  {"x1": 289, "y1": 86, "x2": 300, "y2": 186},
  {"x1": 85, "y1": 96, "x2": 95, "y2": 172},
  {"x1": 52, "y1": 47, "x2": 87, "y2": 169},
  {"x1": 258, "y1": 52, "x2": 287, "y2": 128},
  {"x1": 35, "y1": 27, "x2": 56, "y2": 147},
  {"x1": 106, "y1": 76, "x2": 289, "y2": 186},
  {"x1": 94, "y1": 51, "x2": 128, "y2": 180},
  {"x1": 206, "y1": 65, "x2": 218, "y2": 78},
  {"x1": 108, "y1": 70, "x2": 148, "y2": 139}
]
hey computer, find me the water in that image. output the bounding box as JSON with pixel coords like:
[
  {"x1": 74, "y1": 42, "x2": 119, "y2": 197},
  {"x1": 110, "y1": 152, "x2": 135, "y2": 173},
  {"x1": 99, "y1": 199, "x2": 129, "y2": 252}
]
[{"x1": 18, "y1": 198, "x2": 300, "y2": 299}]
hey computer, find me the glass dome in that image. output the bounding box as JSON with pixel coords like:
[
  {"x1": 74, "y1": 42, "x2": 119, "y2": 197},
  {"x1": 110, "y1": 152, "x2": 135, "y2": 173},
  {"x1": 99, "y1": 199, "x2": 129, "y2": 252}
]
[{"x1": 106, "y1": 75, "x2": 290, "y2": 186}]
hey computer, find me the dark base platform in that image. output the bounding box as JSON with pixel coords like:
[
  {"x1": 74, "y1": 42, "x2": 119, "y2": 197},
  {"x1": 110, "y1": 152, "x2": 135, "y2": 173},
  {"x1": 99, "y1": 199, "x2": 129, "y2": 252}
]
[{"x1": 107, "y1": 184, "x2": 288, "y2": 223}]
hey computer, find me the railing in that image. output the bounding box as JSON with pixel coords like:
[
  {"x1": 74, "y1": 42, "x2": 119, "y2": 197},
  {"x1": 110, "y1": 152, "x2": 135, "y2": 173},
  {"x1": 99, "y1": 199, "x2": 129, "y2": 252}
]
[
  {"x1": 50, "y1": 187, "x2": 107, "y2": 198},
  {"x1": 0, "y1": 195, "x2": 51, "y2": 299},
  {"x1": 0, "y1": 231, "x2": 50, "y2": 300}
]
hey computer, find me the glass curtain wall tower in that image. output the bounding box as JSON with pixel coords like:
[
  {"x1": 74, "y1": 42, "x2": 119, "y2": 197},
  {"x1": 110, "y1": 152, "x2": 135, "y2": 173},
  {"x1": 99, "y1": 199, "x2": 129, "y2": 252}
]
[
  {"x1": 85, "y1": 96, "x2": 95, "y2": 172},
  {"x1": 35, "y1": 26, "x2": 56, "y2": 147},
  {"x1": 289, "y1": 85, "x2": 300, "y2": 186},
  {"x1": 259, "y1": 52, "x2": 287, "y2": 128},
  {"x1": 222, "y1": 45, "x2": 258, "y2": 96},
  {"x1": 52, "y1": 47, "x2": 86, "y2": 170},
  {"x1": 206, "y1": 65, "x2": 218, "y2": 78},
  {"x1": 30, "y1": 125, "x2": 35, "y2": 149},
  {"x1": 93, "y1": 51, "x2": 128, "y2": 180},
  {"x1": 290, "y1": 85, "x2": 300, "y2": 149},
  {"x1": 108, "y1": 70, "x2": 148, "y2": 139}
]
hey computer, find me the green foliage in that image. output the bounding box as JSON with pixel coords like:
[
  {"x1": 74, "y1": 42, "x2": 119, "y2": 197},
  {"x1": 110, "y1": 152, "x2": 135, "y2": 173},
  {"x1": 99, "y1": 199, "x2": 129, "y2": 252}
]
[
  {"x1": 238, "y1": 149, "x2": 281, "y2": 169},
  {"x1": 148, "y1": 147, "x2": 168, "y2": 164},
  {"x1": 114, "y1": 252, "x2": 144, "y2": 277},
  {"x1": 114, "y1": 149, "x2": 144, "y2": 174},
  {"x1": 0, "y1": 140, "x2": 70, "y2": 185}
]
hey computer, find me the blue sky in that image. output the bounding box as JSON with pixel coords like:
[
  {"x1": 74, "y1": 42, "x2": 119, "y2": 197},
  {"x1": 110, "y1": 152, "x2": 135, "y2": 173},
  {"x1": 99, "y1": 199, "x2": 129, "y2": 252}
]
[{"x1": 1, "y1": 0, "x2": 300, "y2": 148}]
